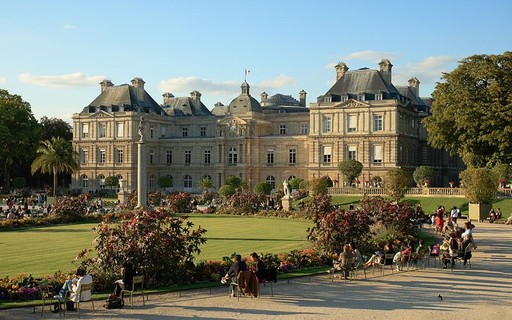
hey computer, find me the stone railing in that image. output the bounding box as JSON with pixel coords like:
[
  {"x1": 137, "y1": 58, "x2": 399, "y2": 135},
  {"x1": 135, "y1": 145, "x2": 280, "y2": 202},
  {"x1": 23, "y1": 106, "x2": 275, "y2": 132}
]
[{"x1": 328, "y1": 187, "x2": 466, "y2": 197}]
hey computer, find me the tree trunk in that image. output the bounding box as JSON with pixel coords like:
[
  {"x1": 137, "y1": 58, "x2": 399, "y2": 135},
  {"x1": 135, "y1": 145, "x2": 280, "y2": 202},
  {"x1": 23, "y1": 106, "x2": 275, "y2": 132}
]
[{"x1": 53, "y1": 170, "x2": 58, "y2": 197}]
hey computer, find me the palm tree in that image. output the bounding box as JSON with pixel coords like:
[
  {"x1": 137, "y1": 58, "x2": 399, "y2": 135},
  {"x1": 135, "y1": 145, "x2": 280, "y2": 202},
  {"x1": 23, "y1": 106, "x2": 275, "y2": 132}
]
[{"x1": 31, "y1": 137, "x2": 79, "y2": 196}]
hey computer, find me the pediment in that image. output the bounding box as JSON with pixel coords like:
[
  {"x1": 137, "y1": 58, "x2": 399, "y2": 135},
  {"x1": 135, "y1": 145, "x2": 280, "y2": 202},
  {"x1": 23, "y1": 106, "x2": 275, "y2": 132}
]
[
  {"x1": 86, "y1": 110, "x2": 114, "y2": 119},
  {"x1": 334, "y1": 99, "x2": 369, "y2": 109},
  {"x1": 217, "y1": 116, "x2": 247, "y2": 126}
]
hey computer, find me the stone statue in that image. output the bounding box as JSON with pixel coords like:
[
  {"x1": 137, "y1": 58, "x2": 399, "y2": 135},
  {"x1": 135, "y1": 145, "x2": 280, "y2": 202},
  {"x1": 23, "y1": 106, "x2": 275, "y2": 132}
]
[
  {"x1": 283, "y1": 180, "x2": 291, "y2": 197},
  {"x1": 138, "y1": 116, "x2": 145, "y2": 141}
]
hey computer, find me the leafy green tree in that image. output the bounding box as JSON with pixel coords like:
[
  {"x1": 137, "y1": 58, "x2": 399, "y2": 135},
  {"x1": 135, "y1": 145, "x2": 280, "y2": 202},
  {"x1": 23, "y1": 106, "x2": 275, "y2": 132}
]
[
  {"x1": 412, "y1": 166, "x2": 435, "y2": 187},
  {"x1": 254, "y1": 182, "x2": 272, "y2": 195},
  {"x1": 40, "y1": 116, "x2": 73, "y2": 141},
  {"x1": 491, "y1": 163, "x2": 511, "y2": 186},
  {"x1": 218, "y1": 185, "x2": 236, "y2": 198},
  {"x1": 158, "y1": 175, "x2": 173, "y2": 189},
  {"x1": 225, "y1": 175, "x2": 243, "y2": 190},
  {"x1": 31, "y1": 137, "x2": 79, "y2": 196},
  {"x1": 337, "y1": 160, "x2": 363, "y2": 185},
  {"x1": 424, "y1": 52, "x2": 512, "y2": 167},
  {"x1": 288, "y1": 177, "x2": 304, "y2": 190},
  {"x1": 12, "y1": 177, "x2": 26, "y2": 189},
  {"x1": 0, "y1": 89, "x2": 41, "y2": 188},
  {"x1": 198, "y1": 177, "x2": 213, "y2": 192},
  {"x1": 384, "y1": 168, "x2": 412, "y2": 202},
  {"x1": 309, "y1": 177, "x2": 329, "y2": 196},
  {"x1": 460, "y1": 167, "x2": 498, "y2": 204},
  {"x1": 105, "y1": 176, "x2": 119, "y2": 190}
]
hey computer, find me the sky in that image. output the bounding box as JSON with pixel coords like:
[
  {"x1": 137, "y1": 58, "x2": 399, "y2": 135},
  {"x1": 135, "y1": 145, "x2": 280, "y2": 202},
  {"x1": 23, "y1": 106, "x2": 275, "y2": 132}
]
[{"x1": 1, "y1": 0, "x2": 511, "y2": 123}]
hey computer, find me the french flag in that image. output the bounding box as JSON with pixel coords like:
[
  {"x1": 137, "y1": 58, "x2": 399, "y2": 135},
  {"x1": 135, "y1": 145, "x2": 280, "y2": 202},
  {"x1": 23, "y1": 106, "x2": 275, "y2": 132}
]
[{"x1": 245, "y1": 69, "x2": 250, "y2": 76}]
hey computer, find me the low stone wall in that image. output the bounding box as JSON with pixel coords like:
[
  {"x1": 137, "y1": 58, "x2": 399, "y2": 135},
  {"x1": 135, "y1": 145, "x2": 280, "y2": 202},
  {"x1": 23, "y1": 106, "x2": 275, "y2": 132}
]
[{"x1": 328, "y1": 187, "x2": 512, "y2": 198}]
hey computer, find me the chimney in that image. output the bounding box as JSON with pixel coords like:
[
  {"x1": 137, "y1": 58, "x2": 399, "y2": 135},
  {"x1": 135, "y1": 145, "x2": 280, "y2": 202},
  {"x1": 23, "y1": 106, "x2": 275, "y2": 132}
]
[
  {"x1": 299, "y1": 90, "x2": 307, "y2": 107},
  {"x1": 378, "y1": 59, "x2": 393, "y2": 84},
  {"x1": 100, "y1": 79, "x2": 113, "y2": 92},
  {"x1": 190, "y1": 90, "x2": 202, "y2": 101},
  {"x1": 162, "y1": 92, "x2": 174, "y2": 104},
  {"x1": 260, "y1": 92, "x2": 268, "y2": 104},
  {"x1": 131, "y1": 77, "x2": 145, "y2": 88},
  {"x1": 408, "y1": 77, "x2": 420, "y2": 97},
  {"x1": 335, "y1": 62, "x2": 349, "y2": 81}
]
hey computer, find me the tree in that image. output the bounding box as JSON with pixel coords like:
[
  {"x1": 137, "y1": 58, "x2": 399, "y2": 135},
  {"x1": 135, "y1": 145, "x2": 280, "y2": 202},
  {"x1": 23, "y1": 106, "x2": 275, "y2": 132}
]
[
  {"x1": 254, "y1": 182, "x2": 272, "y2": 195},
  {"x1": 225, "y1": 175, "x2": 243, "y2": 191},
  {"x1": 412, "y1": 166, "x2": 435, "y2": 187},
  {"x1": 104, "y1": 176, "x2": 119, "y2": 190},
  {"x1": 337, "y1": 160, "x2": 363, "y2": 185},
  {"x1": 288, "y1": 177, "x2": 304, "y2": 190},
  {"x1": 158, "y1": 175, "x2": 173, "y2": 189},
  {"x1": 309, "y1": 177, "x2": 329, "y2": 196},
  {"x1": 0, "y1": 89, "x2": 41, "y2": 188},
  {"x1": 31, "y1": 137, "x2": 79, "y2": 196},
  {"x1": 460, "y1": 167, "x2": 498, "y2": 204},
  {"x1": 12, "y1": 177, "x2": 27, "y2": 189},
  {"x1": 423, "y1": 52, "x2": 512, "y2": 167},
  {"x1": 198, "y1": 177, "x2": 213, "y2": 193},
  {"x1": 384, "y1": 168, "x2": 412, "y2": 202},
  {"x1": 218, "y1": 185, "x2": 236, "y2": 199},
  {"x1": 491, "y1": 163, "x2": 511, "y2": 187},
  {"x1": 40, "y1": 116, "x2": 73, "y2": 141}
]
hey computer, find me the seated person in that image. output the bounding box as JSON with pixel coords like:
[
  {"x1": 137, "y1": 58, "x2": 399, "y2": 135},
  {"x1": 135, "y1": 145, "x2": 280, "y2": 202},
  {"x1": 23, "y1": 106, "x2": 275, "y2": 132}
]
[
  {"x1": 53, "y1": 267, "x2": 92, "y2": 311},
  {"x1": 461, "y1": 234, "x2": 473, "y2": 265},
  {"x1": 365, "y1": 247, "x2": 385, "y2": 267},
  {"x1": 250, "y1": 252, "x2": 267, "y2": 281},
  {"x1": 221, "y1": 254, "x2": 247, "y2": 284},
  {"x1": 113, "y1": 262, "x2": 136, "y2": 297},
  {"x1": 338, "y1": 244, "x2": 355, "y2": 279},
  {"x1": 441, "y1": 233, "x2": 458, "y2": 268}
]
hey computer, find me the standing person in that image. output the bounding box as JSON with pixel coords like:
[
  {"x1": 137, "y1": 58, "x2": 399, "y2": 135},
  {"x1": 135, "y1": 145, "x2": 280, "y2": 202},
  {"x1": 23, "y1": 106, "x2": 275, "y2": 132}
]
[
  {"x1": 113, "y1": 262, "x2": 136, "y2": 298},
  {"x1": 250, "y1": 252, "x2": 267, "y2": 281},
  {"x1": 450, "y1": 206, "x2": 460, "y2": 224}
]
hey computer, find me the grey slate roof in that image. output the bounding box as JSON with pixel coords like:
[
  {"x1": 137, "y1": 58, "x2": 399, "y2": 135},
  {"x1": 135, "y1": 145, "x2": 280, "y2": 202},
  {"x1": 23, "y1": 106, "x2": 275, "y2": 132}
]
[
  {"x1": 318, "y1": 69, "x2": 400, "y2": 102},
  {"x1": 82, "y1": 84, "x2": 165, "y2": 115},
  {"x1": 226, "y1": 81, "x2": 262, "y2": 114},
  {"x1": 162, "y1": 97, "x2": 213, "y2": 117},
  {"x1": 262, "y1": 93, "x2": 301, "y2": 107}
]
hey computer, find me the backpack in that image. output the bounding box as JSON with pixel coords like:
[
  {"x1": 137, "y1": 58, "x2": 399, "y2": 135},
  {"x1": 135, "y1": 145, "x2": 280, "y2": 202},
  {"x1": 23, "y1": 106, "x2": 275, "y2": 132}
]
[{"x1": 104, "y1": 294, "x2": 124, "y2": 309}]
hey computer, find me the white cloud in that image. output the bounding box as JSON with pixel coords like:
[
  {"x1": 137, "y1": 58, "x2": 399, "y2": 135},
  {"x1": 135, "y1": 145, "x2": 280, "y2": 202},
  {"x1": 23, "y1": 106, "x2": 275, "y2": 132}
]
[
  {"x1": 159, "y1": 74, "x2": 297, "y2": 99},
  {"x1": 19, "y1": 73, "x2": 106, "y2": 87},
  {"x1": 325, "y1": 50, "x2": 399, "y2": 70},
  {"x1": 393, "y1": 56, "x2": 456, "y2": 88}
]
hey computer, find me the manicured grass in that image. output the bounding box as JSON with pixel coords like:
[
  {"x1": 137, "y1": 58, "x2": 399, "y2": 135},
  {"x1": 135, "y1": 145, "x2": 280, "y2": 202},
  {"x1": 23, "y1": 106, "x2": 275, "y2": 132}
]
[
  {"x1": 331, "y1": 195, "x2": 512, "y2": 218},
  {"x1": 0, "y1": 215, "x2": 312, "y2": 278}
]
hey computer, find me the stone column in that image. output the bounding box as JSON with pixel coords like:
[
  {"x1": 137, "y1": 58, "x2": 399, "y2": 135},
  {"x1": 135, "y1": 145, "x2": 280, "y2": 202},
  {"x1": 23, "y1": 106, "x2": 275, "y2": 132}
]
[{"x1": 137, "y1": 140, "x2": 147, "y2": 208}]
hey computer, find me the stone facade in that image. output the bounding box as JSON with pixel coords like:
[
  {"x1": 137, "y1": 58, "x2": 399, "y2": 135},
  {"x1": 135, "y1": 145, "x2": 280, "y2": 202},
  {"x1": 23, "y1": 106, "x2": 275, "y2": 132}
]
[{"x1": 71, "y1": 60, "x2": 463, "y2": 193}]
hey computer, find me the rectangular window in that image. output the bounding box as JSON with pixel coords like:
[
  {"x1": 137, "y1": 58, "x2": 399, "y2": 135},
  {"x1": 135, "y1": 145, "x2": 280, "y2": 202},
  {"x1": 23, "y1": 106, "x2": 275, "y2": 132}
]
[
  {"x1": 358, "y1": 94, "x2": 365, "y2": 101},
  {"x1": 374, "y1": 114, "x2": 383, "y2": 131},
  {"x1": 324, "y1": 96, "x2": 332, "y2": 103},
  {"x1": 166, "y1": 150, "x2": 172, "y2": 164},
  {"x1": 99, "y1": 149, "x2": 106, "y2": 163},
  {"x1": 373, "y1": 145, "x2": 383, "y2": 163},
  {"x1": 116, "y1": 122, "x2": 124, "y2": 138},
  {"x1": 301, "y1": 124, "x2": 309, "y2": 134},
  {"x1": 150, "y1": 126, "x2": 154, "y2": 139},
  {"x1": 347, "y1": 114, "x2": 356, "y2": 132},
  {"x1": 81, "y1": 149, "x2": 88, "y2": 164},
  {"x1": 161, "y1": 126, "x2": 166, "y2": 137},
  {"x1": 204, "y1": 150, "x2": 211, "y2": 164},
  {"x1": 182, "y1": 127, "x2": 188, "y2": 137},
  {"x1": 81, "y1": 123, "x2": 89, "y2": 138},
  {"x1": 99, "y1": 123, "x2": 106, "y2": 138},
  {"x1": 185, "y1": 150, "x2": 191, "y2": 164},
  {"x1": 267, "y1": 149, "x2": 274, "y2": 164},
  {"x1": 289, "y1": 148, "x2": 296, "y2": 164},
  {"x1": 341, "y1": 95, "x2": 348, "y2": 102},
  {"x1": 116, "y1": 149, "x2": 123, "y2": 163},
  {"x1": 323, "y1": 146, "x2": 332, "y2": 163},
  {"x1": 200, "y1": 126, "x2": 206, "y2": 137},
  {"x1": 375, "y1": 93, "x2": 383, "y2": 100},
  {"x1": 279, "y1": 124, "x2": 286, "y2": 135},
  {"x1": 322, "y1": 116, "x2": 332, "y2": 133},
  {"x1": 150, "y1": 150, "x2": 154, "y2": 164},
  {"x1": 348, "y1": 146, "x2": 357, "y2": 160}
]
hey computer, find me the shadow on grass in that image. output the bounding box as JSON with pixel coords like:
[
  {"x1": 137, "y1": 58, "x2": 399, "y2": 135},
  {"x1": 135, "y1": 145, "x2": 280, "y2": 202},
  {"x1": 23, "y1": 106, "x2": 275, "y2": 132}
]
[{"x1": 206, "y1": 237, "x2": 304, "y2": 242}]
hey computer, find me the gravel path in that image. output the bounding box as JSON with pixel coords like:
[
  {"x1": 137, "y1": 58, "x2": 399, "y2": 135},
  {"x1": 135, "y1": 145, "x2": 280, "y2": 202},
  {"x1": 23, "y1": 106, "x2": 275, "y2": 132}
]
[{"x1": 2, "y1": 222, "x2": 511, "y2": 320}]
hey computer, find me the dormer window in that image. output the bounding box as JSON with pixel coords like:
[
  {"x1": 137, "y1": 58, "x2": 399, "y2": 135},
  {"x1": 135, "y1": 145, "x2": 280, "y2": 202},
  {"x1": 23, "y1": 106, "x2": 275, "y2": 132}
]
[
  {"x1": 324, "y1": 96, "x2": 332, "y2": 103},
  {"x1": 357, "y1": 94, "x2": 365, "y2": 101},
  {"x1": 375, "y1": 93, "x2": 383, "y2": 101},
  {"x1": 341, "y1": 95, "x2": 348, "y2": 102}
]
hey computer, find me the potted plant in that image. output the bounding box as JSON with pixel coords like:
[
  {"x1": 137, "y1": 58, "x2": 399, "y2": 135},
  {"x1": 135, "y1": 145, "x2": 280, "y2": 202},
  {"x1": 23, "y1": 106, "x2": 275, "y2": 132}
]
[
  {"x1": 449, "y1": 181, "x2": 455, "y2": 188},
  {"x1": 460, "y1": 168, "x2": 499, "y2": 221}
]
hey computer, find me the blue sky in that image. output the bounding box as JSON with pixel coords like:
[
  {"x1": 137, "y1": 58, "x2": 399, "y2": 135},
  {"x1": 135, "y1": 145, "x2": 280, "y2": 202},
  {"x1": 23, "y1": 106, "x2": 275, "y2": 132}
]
[{"x1": 1, "y1": 0, "x2": 511, "y2": 123}]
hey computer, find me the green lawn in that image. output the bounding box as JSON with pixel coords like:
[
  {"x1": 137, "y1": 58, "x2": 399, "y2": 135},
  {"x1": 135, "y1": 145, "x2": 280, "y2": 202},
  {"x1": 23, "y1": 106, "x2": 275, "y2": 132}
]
[
  {"x1": 330, "y1": 195, "x2": 512, "y2": 218},
  {"x1": 0, "y1": 215, "x2": 312, "y2": 278}
]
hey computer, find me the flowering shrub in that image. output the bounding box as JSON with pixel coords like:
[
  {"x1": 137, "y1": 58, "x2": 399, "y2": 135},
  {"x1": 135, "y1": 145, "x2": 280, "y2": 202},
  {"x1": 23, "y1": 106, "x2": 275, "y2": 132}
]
[
  {"x1": 166, "y1": 192, "x2": 193, "y2": 213},
  {"x1": 217, "y1": 192, "x2": 265, "y2": 215},
  {"x1": 51, "y1": 195, "x2": 88, "y2": 216}
]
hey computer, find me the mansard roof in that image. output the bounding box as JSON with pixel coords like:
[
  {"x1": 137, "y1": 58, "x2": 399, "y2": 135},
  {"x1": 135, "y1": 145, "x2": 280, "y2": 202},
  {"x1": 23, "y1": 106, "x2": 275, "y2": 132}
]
[
  {"x1": 263, "y1": 93, "x2": 301, "y2": 106},
  {"x1": 319, "y1": 68, "x2": 400, "y2": 102},
  {"x1": 162, "y1": 97, "x2": 213, "y2": 117},
  {"x1": 82, "y1": 82, "x2": 165, "y2": 115},
  {"x1": 396, "y1": 86, "x2": 428, "y2": 111}
]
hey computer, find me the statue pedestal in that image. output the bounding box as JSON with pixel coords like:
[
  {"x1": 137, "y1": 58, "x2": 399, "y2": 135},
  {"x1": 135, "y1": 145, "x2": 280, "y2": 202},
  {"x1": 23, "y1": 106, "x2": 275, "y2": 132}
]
[
  {"x1": 281, "y1": 195, "x2": 292, "y2": 211},
  {"x1": 117, "y1": 191, "x2": 128, "y2": 205}
]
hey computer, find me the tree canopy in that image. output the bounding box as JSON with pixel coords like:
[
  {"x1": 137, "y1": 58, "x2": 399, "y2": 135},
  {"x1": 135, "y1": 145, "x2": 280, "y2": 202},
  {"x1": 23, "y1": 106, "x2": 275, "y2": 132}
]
[
  {"x1": 337, "y1": 160, "x2": 363, "y2": 185},
  {"x1": 0, "y1": 89, "x2": 41, "y2": 188},
  {"x1": 424, "y1": 51, "x2": 512, "y2": 167},
  {"x1": 384, "y1": 168, "x2": 412, "y2": 202},
  {"x1": 460, "y1": 167, "x2": 498, "y2": 204},
  {"x1": 412, "y1": 166, "x2": 434, "y2": 186},
  {"x1": 40, "y1": 116, "x2": 73, "y2": 141}
]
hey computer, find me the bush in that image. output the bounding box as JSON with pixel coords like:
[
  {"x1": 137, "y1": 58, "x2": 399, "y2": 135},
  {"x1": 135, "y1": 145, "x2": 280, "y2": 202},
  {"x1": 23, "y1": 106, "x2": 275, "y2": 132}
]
[
  {"x1": 254, "y1": 182, "x2": 272, "y2": 195},
  {"x1": 218, "y1": 185, "x2": 236, "y2": 199},
  {"x1": 166, "y1": 192, "x2": 193, "y2": 213},
  {"x1": 217, "y1": 192, "x2": 264, "y2": 215},
  {"x1": 460, "y1": 167, "x2": 499, "y2": 204}
]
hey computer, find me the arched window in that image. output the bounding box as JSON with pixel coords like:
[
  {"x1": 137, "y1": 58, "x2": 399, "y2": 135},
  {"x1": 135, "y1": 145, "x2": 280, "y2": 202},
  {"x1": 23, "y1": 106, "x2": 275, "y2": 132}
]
[
  {"x1": 81, "y1": 174, "x2": 88, "y2": 188},
  {"x1": 149, "y1": 174, "x2": 155, "y2": 188},
  {"x1": 266, "y1": 175, "x2": 276, "y2": 189},
  {"x1": 184, "y1": 174, "x2": 192, "y2": 188},
  {"x1": 98, "y1": 174, "x2": 105, "y2": 188},
  {"x1": 228, "y1": 147, "x2": 238, "y2": 164},
  {"x1": 202, "y1": 175, "x2": 212, "y2": 181},
  {"x1": 168, "y1": 174, "x2": 174, "y2": 187},
  {"x1": 288, "y1": 175, "x2": 296, "y2": 180}
]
